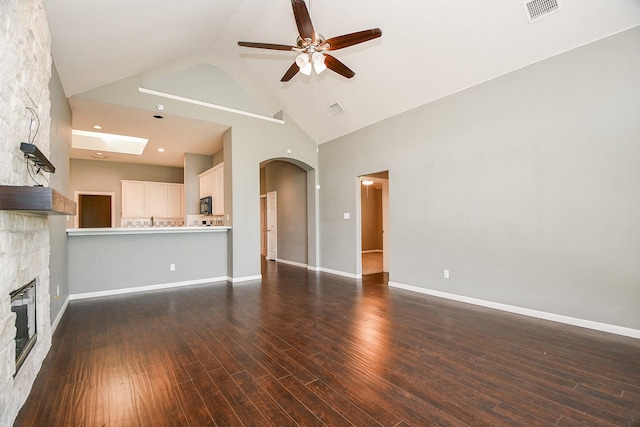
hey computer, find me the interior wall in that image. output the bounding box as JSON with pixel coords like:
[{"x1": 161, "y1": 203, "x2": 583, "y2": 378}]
[
  {"x1": 184, "y1": 153, "x2": 212, "y2": 216},
  {"x1": 263, "y1": 161, "x2": 308, "y2": 265},
  {"x1": 69, "y1": 159, "x2": 184, "y2": 227},
  {"x1": 319, "y1": 27, "x2": 640, "y2": 331},
  {"x1": 48, "y1": 63, "x2": 72, "y2": 326}
]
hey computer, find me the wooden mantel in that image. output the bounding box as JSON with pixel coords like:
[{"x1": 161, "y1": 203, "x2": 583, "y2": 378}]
[{"x1": 0, "y1": 185, "x2": 76, "y2": 215}]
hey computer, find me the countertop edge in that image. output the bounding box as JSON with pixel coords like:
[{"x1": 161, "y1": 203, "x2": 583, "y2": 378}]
[{"x1": 67, "y1": 226, "x2": 231, "y2": 236}]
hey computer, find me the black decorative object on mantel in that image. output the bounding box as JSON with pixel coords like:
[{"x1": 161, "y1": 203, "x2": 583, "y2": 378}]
[{"x1": 20, "y1": 142, "x2": 55, "y2": 173}]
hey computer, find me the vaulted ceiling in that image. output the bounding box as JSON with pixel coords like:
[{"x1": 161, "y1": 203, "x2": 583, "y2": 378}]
[{"x1": 44, "y1": 0, "x2": 640, "y2": 166}]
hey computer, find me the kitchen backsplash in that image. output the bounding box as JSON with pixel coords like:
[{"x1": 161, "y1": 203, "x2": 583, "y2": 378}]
[{"x1": 121, "y1": 217, "x2": 185, "y2": 227}]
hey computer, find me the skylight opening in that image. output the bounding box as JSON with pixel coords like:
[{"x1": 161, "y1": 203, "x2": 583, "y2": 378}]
[{"x1": 72, "y1": 129, "x2": 149, "y2": 155}]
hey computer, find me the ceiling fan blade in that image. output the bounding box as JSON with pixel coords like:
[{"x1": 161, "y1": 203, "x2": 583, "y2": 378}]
[
  {"x1": 238, "y1": 41, "x2": 296, "y2": 51},
  {"x1": 324, "y1": 28, "x2": 382, "y2": 51},
  {"x1": 291, "y1": 0, "x2": 315, "y2": 42},
  {"x1": 281, "y1": 62, "x2": 300, "y2": 82},
  {"x1": 324, "y1": 54, "x2": 355, "y2": 79}
]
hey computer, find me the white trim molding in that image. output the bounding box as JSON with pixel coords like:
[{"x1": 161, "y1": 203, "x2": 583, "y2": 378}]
[
  {"x1": 51, "y1": 296, "x2": 70, "y2": 334},
  {"x1": 388, "y1": 281, "x2": 640, "y2": 340},
  {"x1": 317, "y1": 267, "x2": 362, "y2": 280},
  {"x1": 276, "y1": 258, "x2": 308, "y2": 269},
  {"x1": 230, "y1": 275, "x2": 262, "y2": 283},
  {"x1": 70, "y1": 277, "x2": 229, "y2": 300}
]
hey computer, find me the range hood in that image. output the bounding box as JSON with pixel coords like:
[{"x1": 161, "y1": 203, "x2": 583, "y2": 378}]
[{"x1": 0, "y1": 186, "x2": 76, "y2": 215}]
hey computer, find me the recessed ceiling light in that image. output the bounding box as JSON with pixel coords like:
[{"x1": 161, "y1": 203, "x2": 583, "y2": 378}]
[
  {"x1": 153, "y1": 115, "x2": 164, "y2": 119},
  {"x1": 92, "y1": 125, "x2": 102, "y2": 130},
  {"x1": 158, "y1": 148, "x2": 164, "y2": 152},
  {"x1": 156, "y1": 104, "x2": 165, "y2": 111}
]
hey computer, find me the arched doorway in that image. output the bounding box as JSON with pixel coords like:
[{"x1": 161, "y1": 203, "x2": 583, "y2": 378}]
[{"x1": 259, "y1": 158, "x2": 316, "y2": 269}]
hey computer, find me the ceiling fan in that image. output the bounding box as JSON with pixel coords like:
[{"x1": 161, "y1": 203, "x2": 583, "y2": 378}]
[{"x1": 238, "y1": 0, "x2": 382, "y2": 82}]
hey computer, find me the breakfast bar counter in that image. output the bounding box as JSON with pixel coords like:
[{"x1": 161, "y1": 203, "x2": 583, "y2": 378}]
[
  {"x1": 66, "y1": 226, "x2": 231, "y2": 299},
  {"x1": 67, "y1": 225, "x2": 231, "y2": 236}
]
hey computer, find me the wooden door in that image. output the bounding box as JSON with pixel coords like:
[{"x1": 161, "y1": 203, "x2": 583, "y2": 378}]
[{"x1": 79, "y1": 195, "x2": 112, "y2": 228}]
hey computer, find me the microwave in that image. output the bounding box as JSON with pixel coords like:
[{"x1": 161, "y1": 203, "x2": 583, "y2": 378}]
[{"x1": 200, "y1": 196, "x2": 212, "y2": 215}]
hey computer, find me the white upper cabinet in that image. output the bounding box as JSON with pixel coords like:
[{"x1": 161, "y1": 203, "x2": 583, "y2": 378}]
[
  {"x1": 122, "y1": 180, "x2": 146, "y2": 217},
  {"x1": 167, "y1": 184, "x2": 183, "y2": 218},
  {"x1": 213, "y1": 164, "x2": 224, "y2": 215},
  {"x1": 147, "y1": 182, "x2": 168, "y2": 217},
  {"x1": 198, "y1": 163, "x2": 224, "y2": 215},
  {"x1": 122, "y1": 180, "x2": 183, "y2": 218}
]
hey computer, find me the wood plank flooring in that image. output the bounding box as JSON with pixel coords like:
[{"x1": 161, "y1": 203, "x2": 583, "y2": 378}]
[{"x1": 15, "y1": 260, "x2": 640, "y2": 426}]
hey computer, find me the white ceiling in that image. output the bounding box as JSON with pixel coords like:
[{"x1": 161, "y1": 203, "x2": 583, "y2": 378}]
[{"x1": 45, "y1": 0, "x2": 640, "y2": 166}]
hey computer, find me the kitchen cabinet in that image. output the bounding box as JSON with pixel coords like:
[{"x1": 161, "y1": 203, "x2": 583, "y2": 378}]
[
  {"x1": 199, "y1": 173, "x2": 211, "y2": 199},
  {"x1": 198, "y1": 163, "x2": 224, "y2": 215},
  {"x1": 122, "y1": 180, "x2": 146, "y2": 217},
  {"x1": 121, "y1": 180, "x2": 183, "y2": 218},
  {"x1": 147, "y1": 182, "x2": 168, "y2": 217},
  {"x1": 167, "y1": 184, "x2": 183, "y2": 218}
]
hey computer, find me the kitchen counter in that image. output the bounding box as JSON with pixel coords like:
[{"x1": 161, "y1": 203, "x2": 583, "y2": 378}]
[
  {"x1": 67, "y1": 226, "x2": 231, "y2": 236},
  {"x1": 67, "y1": 225, "x2": 231, "y2": 299}
]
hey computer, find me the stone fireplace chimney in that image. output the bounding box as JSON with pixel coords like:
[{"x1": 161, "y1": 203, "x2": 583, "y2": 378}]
[{"x1": 0, "y1": 1, "x2": 55, "y2": 425}]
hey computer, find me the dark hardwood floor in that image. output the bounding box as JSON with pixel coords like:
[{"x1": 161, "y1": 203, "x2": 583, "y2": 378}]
[{"x1": 16, "y1": 260, "x2": 640, "y2": 426}]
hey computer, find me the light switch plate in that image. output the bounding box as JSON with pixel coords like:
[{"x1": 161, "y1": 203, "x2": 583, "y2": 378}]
[{"x1": 343, "y1": 212, "x2": 350, "y2": 220}]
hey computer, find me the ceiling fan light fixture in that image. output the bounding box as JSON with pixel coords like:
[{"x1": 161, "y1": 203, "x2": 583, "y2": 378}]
[
  {"x1": 296, "y1": 53, "x2": 312, "y2": 75},
  {"x1": 312, "y1": 52, "x2": 326, "y2": 74}
]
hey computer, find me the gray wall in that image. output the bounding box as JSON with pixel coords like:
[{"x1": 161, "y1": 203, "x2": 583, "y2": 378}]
[
  {"x1": 361, "y1": 186, "x2": 382, "y2": 251},
  {"x1": 319, "y1": 27, "x2": 640, "y2": 330},
  {"x1": 263, "y1": 161, "x2": 308, "y2": 265},
  {"x1": 68, "y1": 231, "x2": 228, "y2": 295},
  {"x1": 48, "y1": 63, "x2": 71, "y2": 324},
  {"x1": 184, "y1": 153, "x2": 212, "y2": 215},
  {"x1": 69, "y1": 159, "x2": 184, "y2": 227}
]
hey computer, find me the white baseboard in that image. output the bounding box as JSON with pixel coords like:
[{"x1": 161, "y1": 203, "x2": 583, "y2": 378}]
[
  {"x1": 388, "y1": 281, "x2": 640, "y2": 340},
  {"x1": 50, "y1": 296, "x2": 70, "y2": 334},
  {"x1": 230, "y1": 274, "x2": 262, "y2": 283},
  {"x1": 362, "y1": 250, "x2": 383, "y2": 254},
  {"x1": 69, "y1": 277, "x2": 228, "y2": 300},
  {"x1": 317, "y1": 267, "x2": 362, "y2": 280},
  {"x1": 276, "y1": 258, "x2": 308, "y2": 269}
]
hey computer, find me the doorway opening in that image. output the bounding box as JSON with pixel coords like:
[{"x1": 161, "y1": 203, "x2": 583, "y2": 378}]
[
  {"x1": 259, "y1": 159, "x2": 310, "y2": 269},
  {"x1": 360, "y1": 171, "x2": 389, "y2": 275},
  {"x1": 74, "y1": 191, "x2": 116, "y2": 228}
]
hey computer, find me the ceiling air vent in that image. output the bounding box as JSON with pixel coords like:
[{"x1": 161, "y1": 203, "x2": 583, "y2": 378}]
[
  {"x1": 327, "y1": 102, "x2": 344, "y2": 116},
  {"x1": 524, "y1": 0, "x2": 561, "y2": 23}
]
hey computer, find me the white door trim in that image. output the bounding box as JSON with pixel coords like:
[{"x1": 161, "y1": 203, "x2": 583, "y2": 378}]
[{"x1": 266, "y1": 191, "x2": 277, "y2": 261}]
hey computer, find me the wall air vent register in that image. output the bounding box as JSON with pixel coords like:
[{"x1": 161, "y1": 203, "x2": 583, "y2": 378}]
[{"x1": 524, "y1": 0, "x2": 561, "y2": 23}]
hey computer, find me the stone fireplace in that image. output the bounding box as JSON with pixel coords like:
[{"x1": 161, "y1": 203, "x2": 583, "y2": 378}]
[{"x1": 0, "y1": 0, "x2": 55, "y2": 425}]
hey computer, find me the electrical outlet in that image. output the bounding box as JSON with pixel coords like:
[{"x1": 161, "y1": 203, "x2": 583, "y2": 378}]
[
  {"x1": 444, "y1": 269, "x2": 450, "y2": 279},
  {"x1": 170, "y1": 264, "x2": 175, "y2": 271}
]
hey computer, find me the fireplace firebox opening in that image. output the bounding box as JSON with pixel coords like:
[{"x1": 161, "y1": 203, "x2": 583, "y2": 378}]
[{"x1": 10, "y1": 279, "x2": 37, "y2": 375}]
